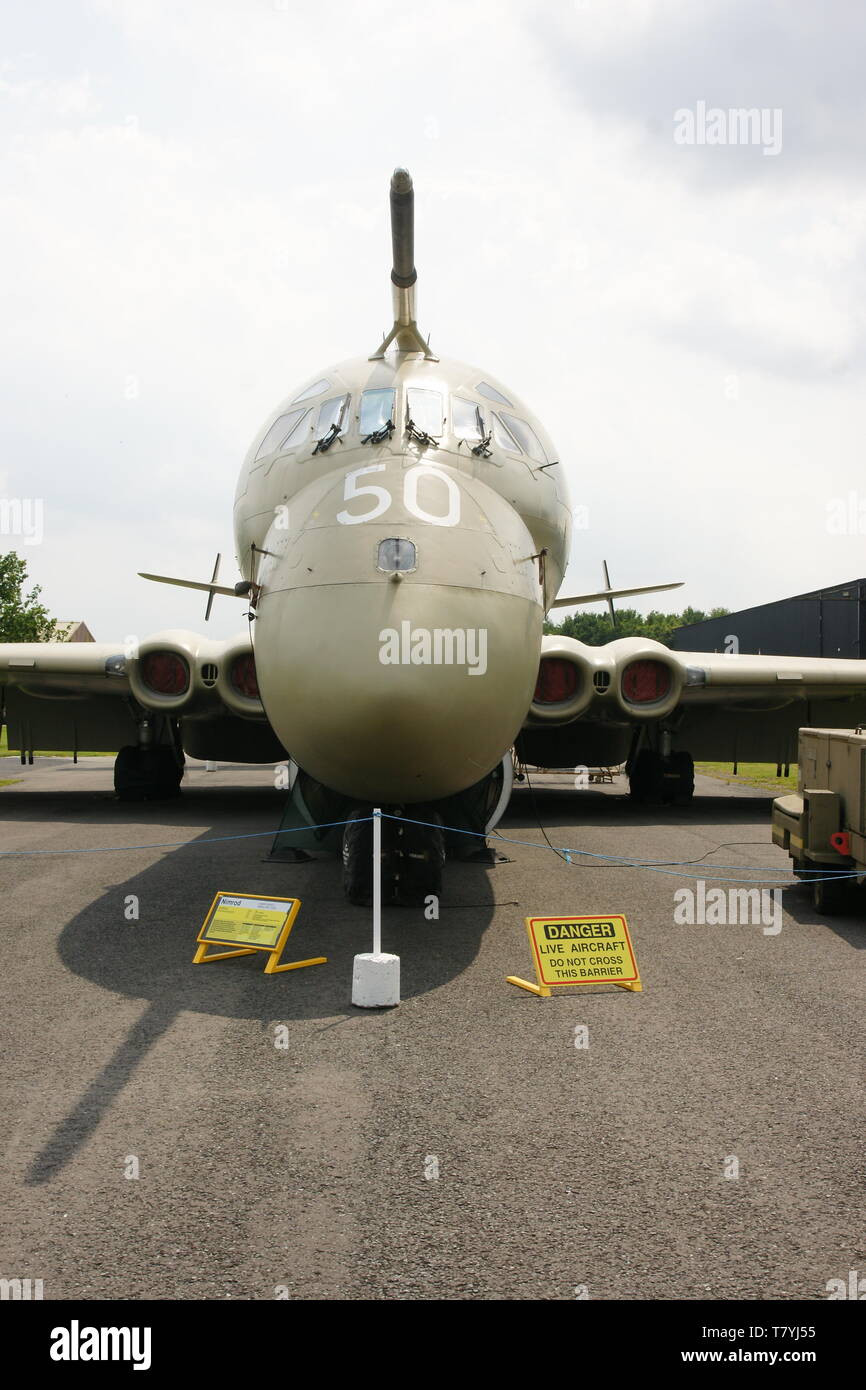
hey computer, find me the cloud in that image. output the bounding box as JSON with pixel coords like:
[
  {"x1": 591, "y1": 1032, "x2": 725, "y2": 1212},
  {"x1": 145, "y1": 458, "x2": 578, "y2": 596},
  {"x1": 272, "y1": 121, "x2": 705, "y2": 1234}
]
[
  {"x1": 0, "y1": 72, "x2": 99, "y2": 117},
  {"x1": 538, "y1": 0, "x2": 866, "y2": 183},
  {"x1": 0, "y1": 0, "x2": 864, "y2": 640}
]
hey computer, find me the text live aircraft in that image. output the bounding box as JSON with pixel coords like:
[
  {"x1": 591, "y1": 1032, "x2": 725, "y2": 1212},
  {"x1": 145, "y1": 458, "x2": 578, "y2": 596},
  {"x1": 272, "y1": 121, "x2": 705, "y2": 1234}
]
[{"x1": 4, "y1": 170, "x2": 866, "y2": 899}]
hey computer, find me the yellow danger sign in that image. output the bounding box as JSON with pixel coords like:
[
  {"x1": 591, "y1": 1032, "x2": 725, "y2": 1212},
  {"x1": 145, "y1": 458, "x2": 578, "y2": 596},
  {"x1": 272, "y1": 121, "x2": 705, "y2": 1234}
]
[
  {"x1": 507, "y1": 915, "x2": 642, "y2": 996},
  {"x1": 193, "y1": 891, "x2": 326, "y2": 976}
]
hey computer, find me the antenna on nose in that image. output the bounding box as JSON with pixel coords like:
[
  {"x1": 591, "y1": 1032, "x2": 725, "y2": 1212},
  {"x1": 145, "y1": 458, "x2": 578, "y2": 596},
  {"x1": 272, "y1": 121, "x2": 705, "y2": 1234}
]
[
  {"x1": 390, "y1": 167, "x2": 416, "y2": 292},
  {"x1": 370, "y1": 168, "x2": 438, "y2": 361}
]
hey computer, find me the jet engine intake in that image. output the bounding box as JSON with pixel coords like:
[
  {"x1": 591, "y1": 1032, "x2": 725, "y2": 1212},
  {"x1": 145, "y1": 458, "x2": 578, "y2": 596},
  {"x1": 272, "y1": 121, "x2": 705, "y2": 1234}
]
[
  {"x1": 527, "y1": 640, "x2": 598, "y2": 724},
  {"x1": 127, "y1": 632, "x2": 265, "y2": 718},
  {"x1": 129, "y1": 638, "x2": 197, "y2": 712},
  {"x1": 615, "y1": 644, "x2": 683, "y2": 721}
]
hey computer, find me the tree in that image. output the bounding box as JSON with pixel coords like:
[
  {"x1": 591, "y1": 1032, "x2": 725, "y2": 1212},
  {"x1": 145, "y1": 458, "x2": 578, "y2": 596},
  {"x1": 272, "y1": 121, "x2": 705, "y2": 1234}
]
[
  {"x1": 0, "y1": 552, "x2": 58, "y2": 642},
  {"x1": 544, "y1": 604, "x2": 730, "y2": 647}
]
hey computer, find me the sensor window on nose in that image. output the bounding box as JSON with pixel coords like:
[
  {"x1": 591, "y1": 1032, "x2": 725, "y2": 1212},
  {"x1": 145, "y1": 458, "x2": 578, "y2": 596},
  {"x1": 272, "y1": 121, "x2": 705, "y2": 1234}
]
[{"x1": 378, "y1": 538, "x2": 416, "y2": 573}]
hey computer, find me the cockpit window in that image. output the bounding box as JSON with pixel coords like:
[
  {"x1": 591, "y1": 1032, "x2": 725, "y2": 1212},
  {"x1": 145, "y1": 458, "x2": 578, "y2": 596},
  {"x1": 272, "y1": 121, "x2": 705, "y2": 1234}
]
[
  {"x1": 406, "y1": 388, "x2": 443, "y2": 438},
  {"x1": 316, "y1": 394, "x2": 349, "y2": 436},
  {"x1": 452, "y1": 396, "x2": 485, "y2": 441},
  {"x1": 498, "y1": 411, "x2": 548, "y2": 464},
  {"x1": 476, "y1": 381, "x2": 513, "y2": 406},
  {"x1": 491, "y1": 413, "x2": 522, "y2": 453},
  {"x1": 360, "y1": 389, "x2": 395, "y2": 435},
  {"x1": 281, "y1": 410, "x2": 312, "y2": 450},
  {"x1": 254, "y1": 407, "x2": 312, "y2": 461},
  {"x1": 292, "y1": 378, "x2": 331, "y2": 404}
]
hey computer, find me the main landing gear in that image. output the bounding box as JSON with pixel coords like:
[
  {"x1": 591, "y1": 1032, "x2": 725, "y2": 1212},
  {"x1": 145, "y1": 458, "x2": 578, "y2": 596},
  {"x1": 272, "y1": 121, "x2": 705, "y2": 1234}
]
[
  {"x1": 114, "y1": 717, "x2": 185, "y2": 801},
  {"x1": 628, "y1": 745, "x2": 694, "y2": 806}
]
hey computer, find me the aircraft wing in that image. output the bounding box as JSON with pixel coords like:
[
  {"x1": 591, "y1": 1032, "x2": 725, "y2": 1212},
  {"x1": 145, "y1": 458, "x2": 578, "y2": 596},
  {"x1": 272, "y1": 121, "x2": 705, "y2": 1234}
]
[
  {"x1": 668, "y1": 646, "x2": 866, "y2": 701},
  {"x1": 524, "y1": 635, "x2": 866, "y2": 764},
  {"x1": 0, "y1": 630, "x2": 284, "y2": 764}
]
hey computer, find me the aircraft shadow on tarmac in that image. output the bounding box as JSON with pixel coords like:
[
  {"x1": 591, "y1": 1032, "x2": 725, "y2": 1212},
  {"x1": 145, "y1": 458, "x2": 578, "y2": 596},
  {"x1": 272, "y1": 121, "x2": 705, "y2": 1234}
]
[
  {"x1": 512, "y1": 781, "x2": 787, "y2": 829},
  {"x1": 0, "y1": 773, "x2": 284, "y2": 829},
  {"x1": 13, "y1": 783, "x2": 502, "y2": 1184}
]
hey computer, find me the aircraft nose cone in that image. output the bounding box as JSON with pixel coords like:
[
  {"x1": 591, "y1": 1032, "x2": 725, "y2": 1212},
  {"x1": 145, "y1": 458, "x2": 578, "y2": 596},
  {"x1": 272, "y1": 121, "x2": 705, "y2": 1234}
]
[{"x1": 253, "y1": 581, "x2": 540, "y2": 803}]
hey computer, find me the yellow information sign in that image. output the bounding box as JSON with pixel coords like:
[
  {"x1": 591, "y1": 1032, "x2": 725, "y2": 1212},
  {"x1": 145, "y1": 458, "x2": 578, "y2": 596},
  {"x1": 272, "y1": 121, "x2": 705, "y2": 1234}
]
[
  {"x1": 193, "y1": 891, "x2": 326, "y2": 975},
  {"x1": 507, "y1": 915, "x2": 642, "y2": 996}
]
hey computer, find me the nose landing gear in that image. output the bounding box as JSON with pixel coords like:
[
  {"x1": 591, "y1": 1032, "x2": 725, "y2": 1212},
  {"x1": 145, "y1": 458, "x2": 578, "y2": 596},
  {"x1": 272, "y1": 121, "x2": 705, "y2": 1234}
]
[{"x1": 342, "y1": 807, "x2": 445, "y2": 908}]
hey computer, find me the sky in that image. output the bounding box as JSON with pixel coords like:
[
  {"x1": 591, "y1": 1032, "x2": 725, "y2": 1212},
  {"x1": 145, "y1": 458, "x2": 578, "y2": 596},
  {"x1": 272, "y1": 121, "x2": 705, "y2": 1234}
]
[{"x1": 2, "y1": 0, "x2": 865, "y2": 641}]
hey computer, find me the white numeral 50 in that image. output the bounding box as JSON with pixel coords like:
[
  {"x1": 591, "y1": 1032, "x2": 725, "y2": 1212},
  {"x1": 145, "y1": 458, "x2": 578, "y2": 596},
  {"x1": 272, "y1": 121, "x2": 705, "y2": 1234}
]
[{"x1": 336, "y1": 464, "x2": 460, "y2": 527}]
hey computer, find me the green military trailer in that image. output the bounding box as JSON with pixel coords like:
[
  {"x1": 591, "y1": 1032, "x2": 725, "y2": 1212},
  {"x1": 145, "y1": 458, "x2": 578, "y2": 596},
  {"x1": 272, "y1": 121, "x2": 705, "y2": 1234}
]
[{"x1": 772, "y1": 727, "x2": 866, "y2": 913}]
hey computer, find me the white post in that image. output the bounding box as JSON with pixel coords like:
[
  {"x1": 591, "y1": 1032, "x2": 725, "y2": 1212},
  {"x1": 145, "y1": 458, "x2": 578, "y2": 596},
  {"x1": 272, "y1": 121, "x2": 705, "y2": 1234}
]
[
  {"x1": 351, "y1": 807, "x2": 400, "y2": 1008},
  {"x1": 372, "y1": 806, "x2": 382, "y2": 956}
]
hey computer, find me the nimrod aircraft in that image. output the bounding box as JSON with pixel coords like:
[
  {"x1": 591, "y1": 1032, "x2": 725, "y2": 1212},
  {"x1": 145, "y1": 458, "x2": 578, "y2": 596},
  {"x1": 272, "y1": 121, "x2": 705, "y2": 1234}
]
[{"x1": 4, "y1": 169, "x2": 866, "y2": 899}]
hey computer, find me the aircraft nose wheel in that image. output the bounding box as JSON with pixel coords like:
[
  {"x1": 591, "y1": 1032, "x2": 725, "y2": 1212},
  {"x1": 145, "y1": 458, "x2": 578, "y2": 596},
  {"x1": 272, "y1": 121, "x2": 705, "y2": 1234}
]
[{"x1": 342, "y1": 806, "x2": 445, "y2": 908}]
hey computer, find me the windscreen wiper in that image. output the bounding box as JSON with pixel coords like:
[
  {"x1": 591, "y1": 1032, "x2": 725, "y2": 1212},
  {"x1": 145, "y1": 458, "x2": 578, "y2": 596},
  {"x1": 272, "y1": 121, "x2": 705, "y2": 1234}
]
[
  {"x1": 361, "y1": 418, "x2": 395, "y2": 445},
  {"x1": 313, "y1": 422, "x2": 342, "y2": 454},
  {"x1": 406, "y1": 418, "x2": 438, "y2": 448},
  {"x1": 470, "y1": 407, "x2": 491, "y2": 456}
]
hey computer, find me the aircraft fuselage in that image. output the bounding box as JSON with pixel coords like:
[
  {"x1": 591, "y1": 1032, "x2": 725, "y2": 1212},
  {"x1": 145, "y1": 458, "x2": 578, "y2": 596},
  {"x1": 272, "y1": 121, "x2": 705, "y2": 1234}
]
[{"x1": 233, "y1": 351, "x2": 571, "y2": 802}]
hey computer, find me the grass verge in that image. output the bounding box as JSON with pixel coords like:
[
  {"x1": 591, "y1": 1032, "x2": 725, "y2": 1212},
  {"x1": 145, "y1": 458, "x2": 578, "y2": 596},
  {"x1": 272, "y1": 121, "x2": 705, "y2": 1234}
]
[{"x1": 696, "y1": 761, "x2": 798, "y2": 793}]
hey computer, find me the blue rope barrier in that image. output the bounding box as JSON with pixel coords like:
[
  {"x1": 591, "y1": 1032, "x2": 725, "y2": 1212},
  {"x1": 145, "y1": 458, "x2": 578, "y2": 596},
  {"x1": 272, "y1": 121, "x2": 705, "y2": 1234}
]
[
  {"x1": 377, "y1": 812, "x2": 860, "y2": 889},
  {"x1": 0, "y1": 806, "x2": 859, "y2": 890}
]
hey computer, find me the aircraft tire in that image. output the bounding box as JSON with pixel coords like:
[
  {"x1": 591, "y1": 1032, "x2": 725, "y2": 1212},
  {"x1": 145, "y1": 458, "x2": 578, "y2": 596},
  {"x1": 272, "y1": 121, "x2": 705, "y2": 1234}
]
[
  {"x1": 342, "y1": 807, "x2": 445, "y2": 907},
  {"x1": 342, "y1": 809, "x2": 378, "y2": 907},
  {"x1": 667, "y1": 751, "x2": 695, "y2": 806},
  {"x1": 114, "y1": 745, "x2": 184, "y2": 801},
  {"x1": 150, "y1": 745, "x2": 184, "y2": 799},
  {"x1": 628, "y1": 749, "x2": 664, "y2": 804},
  {"x1": 391, "y1": 810, "x2": 445, "y2": 907},
  {"x1": 114, "y1": 745, "x2": 148, "y2": 801}
]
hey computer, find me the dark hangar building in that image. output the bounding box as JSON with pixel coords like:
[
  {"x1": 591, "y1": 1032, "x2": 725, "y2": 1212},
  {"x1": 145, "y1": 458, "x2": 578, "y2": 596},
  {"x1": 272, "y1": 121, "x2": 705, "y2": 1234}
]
[{"x1": 670, "y1": 578, "x2": 866, "y2": 659}]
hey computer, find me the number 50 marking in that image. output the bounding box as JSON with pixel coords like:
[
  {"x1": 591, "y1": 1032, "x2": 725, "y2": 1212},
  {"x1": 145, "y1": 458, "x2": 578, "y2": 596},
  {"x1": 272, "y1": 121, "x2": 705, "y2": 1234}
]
[{"x1": 336, "y1": 464, "x2": 461, "y2": 527}]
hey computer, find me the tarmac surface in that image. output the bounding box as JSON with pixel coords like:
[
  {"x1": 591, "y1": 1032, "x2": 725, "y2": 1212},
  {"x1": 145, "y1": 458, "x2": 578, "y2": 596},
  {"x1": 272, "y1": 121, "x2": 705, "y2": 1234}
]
[{"x1": 0, "y1": 758, "x2": 863, "y2": 1301}]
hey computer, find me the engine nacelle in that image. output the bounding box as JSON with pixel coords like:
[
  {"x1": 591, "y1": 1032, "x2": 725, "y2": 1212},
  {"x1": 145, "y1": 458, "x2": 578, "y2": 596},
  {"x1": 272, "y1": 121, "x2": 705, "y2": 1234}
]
[
  {"x1": 611, "y1": 639, "x2": 684, "y2": 722},
  {"x1": 217, "y1": 645, "x2": 265, "y2": 719},
  {"x1": 527, "y1": 637, "x2": 612, "y2": 724},
  {"x1": 526, "y1": 635, "x2": 685, "y2": 729},
  {"x1": 127, "y1": 630, "x2": 265, "y2": 719}
]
